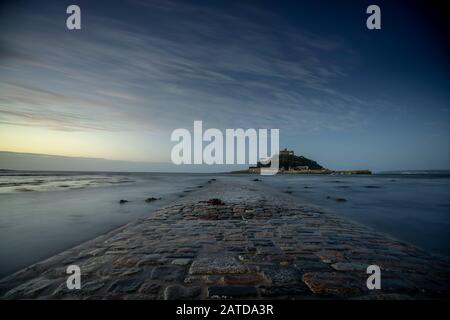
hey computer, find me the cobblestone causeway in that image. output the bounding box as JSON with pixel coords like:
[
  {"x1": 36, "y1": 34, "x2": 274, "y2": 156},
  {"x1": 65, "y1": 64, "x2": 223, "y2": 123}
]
[{"x1": 1, "y1": 178, "x2": 449, "y2": 299}]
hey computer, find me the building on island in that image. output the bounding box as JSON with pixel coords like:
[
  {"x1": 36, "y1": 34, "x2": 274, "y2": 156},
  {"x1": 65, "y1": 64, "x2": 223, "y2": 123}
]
[{"x1": 279, "y1": 148, "x2": 294, "y2": 156}]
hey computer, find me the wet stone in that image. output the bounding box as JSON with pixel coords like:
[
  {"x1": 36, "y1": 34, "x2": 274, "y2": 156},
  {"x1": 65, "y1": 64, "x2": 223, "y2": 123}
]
[
  {"x1": 109, "y1": 278, "x2": 143, "y2": 293},
  {"x1": 256, "y1": 246, "x2": 282, "y2": 255},
  {"x1": 302, "y1": 272, "x2": 365, "y2": 296},
  {"x1": 4, "y1": 278, "x2": 55, "y2": 298},
  {"x1": 260, "y1": 266, "x2": 302, "y2": 285},
  {"x1": 60, "y1": 257, "x2": 78, "y2": 265},
  {"x1": 151, "y1": 266, "x2": 185, "y2": 282},
  {"x1": 184, "y1": 275, "x2": 224, "y2": 285},
  {"x1": 167, "y1": 254, "x2": 196, "y2": 259},
  {"x1": 189, "y1": 257, "x2": 248, "y2": 275},
  {"x1": 171, "y1": 258, "x2": 192, "y2": 266},
  {"x1": 139, "y1": 282, "x2": 162, "y2": 295},
  {"x1": 331, "y1": 262, "x2": 368, "y2": 272},
  {"x1": 223, "y1": 274, "x2": 265, "y2": 285},
  {"x1": 294, "y1": 260, "x2": 332, "y2": 272},
  {"x1": 136, "y1": 254, "x2": 164, "y2": 267},
  {"x1": 164, "y1": 285, "x2": 202, "y2": 300},
  {"x1": 80, "y1": 279, "x2": 105, "y2": 292},
  {"x1": 114, "y1": 267, "x2": 142, "y2": 277},
  {"x1": 315, "y1": 250, "x2": 346, "y2": 264}
]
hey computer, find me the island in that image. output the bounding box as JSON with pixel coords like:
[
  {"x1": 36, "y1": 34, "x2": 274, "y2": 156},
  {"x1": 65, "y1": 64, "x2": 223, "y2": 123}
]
[{"x1": 233, "y1": 149, "x2": 371, "y2": 175}]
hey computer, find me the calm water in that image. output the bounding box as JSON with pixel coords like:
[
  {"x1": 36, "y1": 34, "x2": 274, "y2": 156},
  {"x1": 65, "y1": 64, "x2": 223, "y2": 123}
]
[
  {"x1": 259, "y1": 173, "x2": 450, "y2": 256},
  {"x1": 0, "y1": 171, "x2": 449, "y2": 277},
  {"x1": 0, "y1": 172, "x2": 218, "y2": 277}
]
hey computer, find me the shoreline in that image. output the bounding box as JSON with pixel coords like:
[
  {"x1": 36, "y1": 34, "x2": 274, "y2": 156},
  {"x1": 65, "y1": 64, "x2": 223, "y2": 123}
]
[
  {"x1": 231, "y1": 169, "x2": 372, "y2": 175},
  {"x1": 1, "y1": 178, "x2": 449, "y2": 299}
]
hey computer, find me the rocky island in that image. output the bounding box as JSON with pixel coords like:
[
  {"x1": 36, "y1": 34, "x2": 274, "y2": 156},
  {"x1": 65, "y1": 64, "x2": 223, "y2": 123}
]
[{"x1": 234, "y1": 149, "x2": 371, "y2": 175}]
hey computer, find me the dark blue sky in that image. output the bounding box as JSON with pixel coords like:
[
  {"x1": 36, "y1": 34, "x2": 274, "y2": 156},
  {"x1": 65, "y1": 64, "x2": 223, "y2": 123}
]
[{"x1": 0, "y1": 0, "x2": 449, "y2": 171}]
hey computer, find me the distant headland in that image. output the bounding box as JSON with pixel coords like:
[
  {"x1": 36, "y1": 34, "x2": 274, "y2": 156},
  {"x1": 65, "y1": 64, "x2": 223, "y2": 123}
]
[{"x1": 233, "y1": 148, "x2": 372, "y2": 175}]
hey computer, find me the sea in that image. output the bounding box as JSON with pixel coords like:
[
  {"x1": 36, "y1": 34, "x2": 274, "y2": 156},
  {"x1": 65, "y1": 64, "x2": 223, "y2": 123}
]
[{"x1": 0, "y1": 170, "x2": 449, "y2": 277}]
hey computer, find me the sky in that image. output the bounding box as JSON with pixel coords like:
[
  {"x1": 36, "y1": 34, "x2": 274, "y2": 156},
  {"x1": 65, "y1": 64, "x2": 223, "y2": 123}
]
[{"x1": 0, "y1": 0, "x2": 449, "y2": 172}]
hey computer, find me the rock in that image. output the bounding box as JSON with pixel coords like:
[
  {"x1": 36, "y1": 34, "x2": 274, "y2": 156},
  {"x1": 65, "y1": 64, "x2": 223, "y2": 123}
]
[
  {"x1": 164, "y1": 285, "x2": 202, "y2": 300},
  {"x1": 151, "y1": 266, "x2": 185, "y2": 282},
  {"x1": 108, "y1": 278, "x2": 143, "y2": 293},
  {"x1": 4, "y1": 278, "x2": 54, "y2": 298},
  {"x1": 139, "y1": 282, "x2": 162, "y2": 296},
  {"x1": 295, "y1": 259, "x2": 332, "y2": 272},
  {"x1": 145, "y1": 197, "x2": 161, "y2": 202},
  {"x1": 316, "y1": 250, "x2": 345, "y2": 264},
  {"x1": 184, "y1": 275, "x2": 224, "y2": 285},
  {"x1": 260, "y1": 266, "x2": 302, "y2": 285},
  {"x1": 331, "y1": 262, "x2": 368, "y2": 272},
  {"x1": 119, "y1": 199, "x2": 129, "y2": 204},
  {"x1": 136, "y1": 254, "x2": 164, "y2": 267},
  {"x1": 189, "y1": 257, "x2": 248, "y2": 275},
  {"x1": 223, "y1": 274, "x2": 265, "y2": 285},
  {"x1": 255, "y1": 231, "x2": 273, "y2": 238},
  {"x1": 207, "y1": 198, "x2": 225, "y2": 205},
  {"x1": 302, "y1": 272, "x2": 364, "y2": 296},
  {"x1": 119, "y1": 267, "x2": 142, "y2": 277},
  {"x1": 171, "y1": 258, "x2": 192, "y2": 266},
  {"x1": 167, "y1": 253, "x2": 195, "y2": 259},
  {"x1": 82, "y1": 280, "x2": 106, "y2": 293},
  {"x1": 335, "y1": 198, "x2": 347, "y2": 202},
  {"x1": 207, "y1": 286, "x2": 257, "y2": 298}
]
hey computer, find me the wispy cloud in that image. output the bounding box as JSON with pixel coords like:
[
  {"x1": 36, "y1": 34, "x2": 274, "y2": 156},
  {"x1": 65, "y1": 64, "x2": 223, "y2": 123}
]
[{"x1": 0, "y1": 0, "x2": 370, "y2": 133}]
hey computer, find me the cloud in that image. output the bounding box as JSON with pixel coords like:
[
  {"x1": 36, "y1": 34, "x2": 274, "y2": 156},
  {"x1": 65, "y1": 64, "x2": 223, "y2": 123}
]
[
  {"x1": 0, "y1": 83, "x2": 135, "y2": 131},
  {"x1": 0, "y1": 0, "x2": 370, "y2": 133}
]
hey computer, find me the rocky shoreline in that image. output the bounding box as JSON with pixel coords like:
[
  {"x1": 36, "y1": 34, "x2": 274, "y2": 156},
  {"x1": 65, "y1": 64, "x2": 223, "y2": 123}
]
[{"x1": 0, "y1": 178, "x2": 449, "y2": 299}]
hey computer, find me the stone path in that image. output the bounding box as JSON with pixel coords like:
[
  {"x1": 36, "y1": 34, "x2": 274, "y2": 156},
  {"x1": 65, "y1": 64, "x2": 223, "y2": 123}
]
[{"x1": 1, "y1": 178, "x2": 449, "y2": 299}]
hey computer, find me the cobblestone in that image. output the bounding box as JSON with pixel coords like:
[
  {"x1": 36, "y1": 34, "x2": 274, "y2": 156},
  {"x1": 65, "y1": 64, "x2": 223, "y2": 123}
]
[{"x1": 0, "y1": 178, "x2": 449, "y2": 299}]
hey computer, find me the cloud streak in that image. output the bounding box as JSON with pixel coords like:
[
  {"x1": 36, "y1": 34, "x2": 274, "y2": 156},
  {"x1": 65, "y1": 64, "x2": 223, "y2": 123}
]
[{"x1": 0, "y1": 0, "x2": 369, "y2": 133}]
